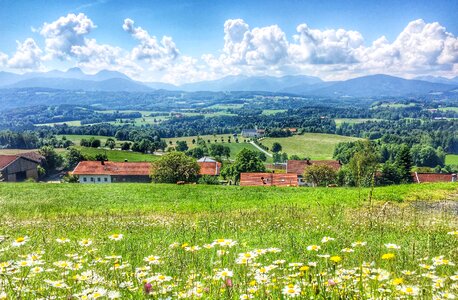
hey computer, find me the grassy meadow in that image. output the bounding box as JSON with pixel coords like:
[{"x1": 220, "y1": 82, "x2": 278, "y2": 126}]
[
  {"x1": 446, "y1": 154, "x2": 458, "y2": 165},
  {"x1": 77, "y1": 147, "x2": 160, "y2": 162},
  {"x1": 261, "y1": 133, "x2": 361, "y2": 159},
  {"x1": 0, "y1": 182, "x2": 457, "y2": 299}
]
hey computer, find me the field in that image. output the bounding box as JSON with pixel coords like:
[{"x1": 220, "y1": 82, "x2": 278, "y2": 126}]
[
  {"x1": 56, "y1": 135, "x2": 114, "y2": 145},
  {"x1": 0, "y1": 182, "x2": 457, "y2": 299},
  {"x1": 77, "y1": 147, "x2": 160, "y2": 162},
  {"x1": 438, "y1": 107, "x2": 458, "y2": 113},
  {"x1": 261, "y1": 133, "x2": 361, "y2": 159},
  {"x1": 35, "y1": 120, "x2": 82, "y2": 127},
  {"x1": 446, "y1": 154, "x2": 458, "y2": 165}
]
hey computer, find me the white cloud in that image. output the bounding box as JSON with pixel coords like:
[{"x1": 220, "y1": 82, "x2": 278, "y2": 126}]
[
  {"x1": 7, "y1": 38, "x2": 43, "y2": 70},
  {"x1": 220, "y1": 19, "x2": 289, "y2": 67},
  {"x1": 123, "y1": 18, "x2": 179, "y2": 69},
  {"x1": 289, "y1": 24, "x2": 364, "y2": 64},
  {"x1": 40, "y1": 13, "x2": 95, "y2": 60},
  {"x1": 0, "y1": 52, "x2": 8, "y2": 67}
]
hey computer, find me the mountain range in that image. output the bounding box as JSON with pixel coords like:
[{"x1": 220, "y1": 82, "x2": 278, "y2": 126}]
[{"x1": 0, "y1": 68, "x2": 457, "y2": 97}]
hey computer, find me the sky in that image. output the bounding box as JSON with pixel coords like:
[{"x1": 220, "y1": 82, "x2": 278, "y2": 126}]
[{"x1": 0, "y1": 0, "x2": 457, "y2": 84}]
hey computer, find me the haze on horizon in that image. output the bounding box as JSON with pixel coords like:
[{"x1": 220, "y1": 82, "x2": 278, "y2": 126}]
[{"x1": 0, "y1": 0, "x2": 457, "y2": 84}]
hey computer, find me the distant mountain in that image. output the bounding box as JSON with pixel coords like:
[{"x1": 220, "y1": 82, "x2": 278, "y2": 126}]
[
  {"x1": 6, "y1": 77, "x2": 153, "y2": 92},
  {"x1": 414, "y1": 75, "x2": 458, "y2": 85},
  {"x1": 179, "y1": 75, "x2": 323, "y2": 92},
  {"x1": 144, "y1": 82, "x2": 179, "y2": 90},
  {"x1": 293, "y1": 74, "x2": 458, "y2": 97}
]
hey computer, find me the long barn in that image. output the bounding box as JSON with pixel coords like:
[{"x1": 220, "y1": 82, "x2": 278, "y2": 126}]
[{"x1": 0, "y1": 153, "x2": 43, "y2": 182}]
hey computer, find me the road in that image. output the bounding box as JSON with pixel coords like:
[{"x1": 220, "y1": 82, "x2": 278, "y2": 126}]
[{"x1": 250, "y1": 141, "x2": 273, "y2": 157}]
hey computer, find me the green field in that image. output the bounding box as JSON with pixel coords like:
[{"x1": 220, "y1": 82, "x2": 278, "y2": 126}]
[
  {"x1": 77, "y1": 147, "x2": 160, "y2": 162},
  {"x1": 35, "y1": 120, "x2": 83, "y2": 127},
  {"x1": 262, "y1": 109, "x2": 287, "y2": 115},
  {"x1": 57, "y1": 134, "x2": 114, "y2": 145},
  {"x1": 446, "y1": 154, "x2": 458, "y2": 165},
  {"x1": 261, "y1": 133, "x2": 361, "y2": 159},
  {"x1": 438, "y1": 107, "x2": 458, "y2": 113},
  {"x1": 0, "y1": 182, "x2": 457, "y2": 298}
]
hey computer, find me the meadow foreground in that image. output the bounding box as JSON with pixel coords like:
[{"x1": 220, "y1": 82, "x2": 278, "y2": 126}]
[{"x1": 0, "y1": 183, "x2": 457, "y2": 299}]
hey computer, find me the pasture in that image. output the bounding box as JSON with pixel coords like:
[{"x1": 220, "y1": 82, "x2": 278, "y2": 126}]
[
  {"x1": 0, "y1": 182, "x2": 457, "y2": 299},
  {"x1": 261, "y1": 133, "x2": 361, "y2": 159}
]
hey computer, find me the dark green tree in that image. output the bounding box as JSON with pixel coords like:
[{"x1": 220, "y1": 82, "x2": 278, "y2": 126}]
[{"x1": 151, "y1": 152, "x2": 200, "y2": 183}]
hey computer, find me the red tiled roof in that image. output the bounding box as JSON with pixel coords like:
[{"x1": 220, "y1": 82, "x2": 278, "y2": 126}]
[
  {"x1": 198, "y1": 161, "x2": 221, "y2": 176},
  {"x1": 412, "y1": 172, "x2": 456, "y2": 183},
  {"x1": 286, "y1": 160, "x2": 342, "y2": 175},
  {"x1": 240, "y1": 173, "x2": 298, "y2": 187},
  {"x1": 0, "y1": 155, "x2": 19, "y2": 170},
  {"x1": 72, "y1": 161, "x2": 151, "y2": 176}
]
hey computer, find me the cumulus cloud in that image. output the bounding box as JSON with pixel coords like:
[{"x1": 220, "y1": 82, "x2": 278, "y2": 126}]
[
  {"x1": 289, "y1": 24, "x2": 364, "y2": 64},
  {"x1": 123, "y1": 18, "x2": 179, "y2": 69},
  {"x1": 221, "y1": 19, "x2": 289, "y2": 67},
  {"x1": 0, "y1": 52, "x2": 8, "y2": 67},
  {"x1": 353, "y1": 19, "x2": 458, "y2": 76},
  {"x1": 40, "y1": 13, "x2": 95, "y2": 60},
  {"x1": 8, "y1": 38, "x2": 43, "y2": 70}
]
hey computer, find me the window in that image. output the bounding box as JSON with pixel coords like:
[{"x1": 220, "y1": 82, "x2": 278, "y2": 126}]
[
  {"x1": 83, "y1": 177, "x2": 87, "y2": 182},
  {"x1": 91, "y1": 177, "x2": 94, "y2": 182},
  {"x1": 104, "y1": 178, "x2": 108, "y2": 182},
  {"x1": 97, "y1": 178, "x2": 101, "y2": 182}
]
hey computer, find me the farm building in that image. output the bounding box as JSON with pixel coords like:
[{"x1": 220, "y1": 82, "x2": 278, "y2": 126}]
[
  {"x1": 286, "y1": 160, "x2": 342, "y2": 186},
  {"x1": 72, "y1": 161, "x2": 152, "y2": 183},
  {"x1": 412, "y1": 172, "x2": 457, "y2": 183},
  {"x1": 0, "y1": 152, "x2": 44, "y2": 182},
  {"x1": 241, "y1": 129, "x2": 265, "y2": 138},
  {"x1": 197, "y1": 157, "x2": 221, "y2": 176},
  {"x1": 240, "y1": 172, "x2": 298, "y2": 187}
]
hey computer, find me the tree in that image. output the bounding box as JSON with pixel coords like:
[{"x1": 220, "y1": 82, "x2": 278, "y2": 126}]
[
  {"x1": 121, "y1": 142, "x2": 131, "y2": 151},
  {"x1": 271, "y1": 142, "x2": 282, "y2": 153},
  {"x1": 187, "y1": 147, "x2": 205, "y2": 159},
  {"x1": 105, "y1": 138, "x2": 116, "y2": 150},
  {"x1": 395, "y1": 144, "x2": 412, "y2": 183},
  {"x1": 90, "y1": 138, "x2": 101, "y2": 148},
  {"x1": 65, "y1": 147, "x2": 85, "y2": 169},
  {"x1": 347, "y1": 141, "x2": 379, "y2": 188},
  {"x1": 95, "y1": 153, "x2": 108, "y2": 162},
  {"x1": 151, "y1": 152, "x2": 200, "y2": 183},
  {"x1": 220, "y1": 149, "x2": 265, "y2": 182},
  {"x1": 257, "y1": 152, "x2": 267, "y2": 162},
  {"x1": 175, "y1": 141, "x2": 189, "y2": 152},
  {"x1": 379, "y1": 162, "x2": 402, "y2": 185},
  {"x1": 39, "y1": 146, "x2": 63, "y2": 173},
  {"x1": 304, "y1": 165, "x2": 337, "y2": 187},
  {"x1": 209, "y1": 144, "x2": 231, "y2": 159}
]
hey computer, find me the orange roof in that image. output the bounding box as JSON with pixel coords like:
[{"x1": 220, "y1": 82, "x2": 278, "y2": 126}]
[
  {"x1": 198, "y1": 161, "x2": 221, "y2": 176},
  {"x1": 412, "y1": 172, "x2": 456, "y2": 183},
  {"x1": 240, "y1": 173, "x2": 298, "y2": 187},
  {"x1": 0, "y1": 155, "x2": 19, "y2": 170},
  {"x1": 286, "y1": 160, "x2": 342, "y2": 175},
  {"x1": 72, "y1": 161, "x2": 151, "y2": 176}
]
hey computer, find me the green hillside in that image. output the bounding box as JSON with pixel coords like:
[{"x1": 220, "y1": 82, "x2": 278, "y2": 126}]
[{"x1": 261, "y1": 133, "x2": 361, "y2": 159}]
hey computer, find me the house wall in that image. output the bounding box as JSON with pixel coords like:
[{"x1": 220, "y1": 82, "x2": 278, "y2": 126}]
[
  {"x1": 111, "y1": 175, "x2": 151, "y2": 183},
  {"x1": 2, "y1": 157, "x2": 39, "y2": 182},
  {"x1": 79, "y1": 175, "x2": 112, "y2": 184}
]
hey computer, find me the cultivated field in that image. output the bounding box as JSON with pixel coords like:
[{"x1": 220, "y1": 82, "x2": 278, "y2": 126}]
[
  {"x1": 0, "y1": 182, "x2": 457, "y2": 299},
  {"x1": 77, "y1": 147, "x2": 160, "y2": 162},
  {"x1": 261, "y1": 133, "x2": 361, "y2": 159}
]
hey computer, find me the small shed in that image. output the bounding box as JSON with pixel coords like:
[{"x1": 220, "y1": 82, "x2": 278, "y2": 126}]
[{"x1": 0, "y1": 153, "x2": 43, "y2": 182}]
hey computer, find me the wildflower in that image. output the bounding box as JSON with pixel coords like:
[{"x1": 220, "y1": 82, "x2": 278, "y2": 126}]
[
  {"x1": 447, "y1": 231, "x2": 458, "y2": 235},
  {"x1": 341, "y1": 248, "x2": 354, "y2": 253},
  {"x1": 384, "y1": 243, "x2": 401, "y2": 250},
  {"x1": 321, "y1": 236, "x2": 335, "y2": 243},
  {"x1": 109, "y1": 234, "x2": 123, "y2": 241},
  {"x1": 330, "y1": 256, "x2": 342, "y2": 263},
  {"x1": 144, "y1": 255, "x2": 162, "y2": 265},
  {"x1": 79, "y1": 239, "x2": 93, "y2": 247},
  {"x1": 351, "y1": 241, "x2": 367, "y2": 247},
  {"x1": 107, "y1": 291, "x2": 121, "y2": 299},
  {"x1": 215, "y1": 268, "x2": 233, "y2": 279},
  {"x1": 56, "y1": 237, "x2": 70, "y2": 243},
  {"x1": 240, "y1": 294, "x2": 253, "y2": 299},
  {"x1": 399, "y1": 285, "x2": 419, "y2": 296},
  {"x1": 307, "y1": 245, "x2": 321, "y2": 251},
  {"x1": 282, "y1": 284, "x2": 301, "y2": 297},
  {"x1": 12, "y1": 236, "x2": 29, "y2": 247},
  {"x1": 392, "y1": 278, "x2": 404, "y2": 285},
  {"x1": 382, "y1": 253, "x2": 395, "y2": 260}
]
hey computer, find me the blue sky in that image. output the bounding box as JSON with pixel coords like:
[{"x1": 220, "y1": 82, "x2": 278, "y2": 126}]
[{"x1": 0, "y1": 0, "x2": 457, "y2": 83}]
